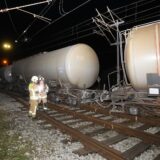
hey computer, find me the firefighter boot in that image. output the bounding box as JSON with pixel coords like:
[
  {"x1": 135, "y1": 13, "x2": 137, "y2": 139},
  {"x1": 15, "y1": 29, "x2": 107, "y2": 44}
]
[{"x1": 43, "y1": 103, "x2": 48, "y2": 110}]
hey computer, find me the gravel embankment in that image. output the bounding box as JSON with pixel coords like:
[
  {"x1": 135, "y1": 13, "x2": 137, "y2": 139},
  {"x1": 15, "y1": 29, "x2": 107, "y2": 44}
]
[
  {"x1": 0, "y1": 93, "x2": 106, "y2": 160},
  {"x1": 0, "y1": 92, "x2": 159, "y2": 160}
]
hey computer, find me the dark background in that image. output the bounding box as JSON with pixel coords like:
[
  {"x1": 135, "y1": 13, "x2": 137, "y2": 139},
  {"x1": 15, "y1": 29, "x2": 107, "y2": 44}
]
[{"x1": 0, "y1": 0, "x2": 160, "y2": 87}]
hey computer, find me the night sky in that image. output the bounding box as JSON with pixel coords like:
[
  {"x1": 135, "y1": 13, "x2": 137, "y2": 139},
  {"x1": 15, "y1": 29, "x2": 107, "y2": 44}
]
[{"x1": 0, "y1": 0, "x2": 159, "y2": 73}]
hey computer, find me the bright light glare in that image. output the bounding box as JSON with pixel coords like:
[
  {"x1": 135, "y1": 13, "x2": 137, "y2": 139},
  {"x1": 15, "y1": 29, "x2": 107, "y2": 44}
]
[
  {"x1": 2, "y1": 59, "x2": 8, "y2": 65},
  {"x1": 3, "y1": 42, "x2": 12, "y2": 50}
]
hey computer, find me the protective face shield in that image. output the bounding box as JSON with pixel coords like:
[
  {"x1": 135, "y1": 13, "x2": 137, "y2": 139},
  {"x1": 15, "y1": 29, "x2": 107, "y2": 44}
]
[{"x1": 31, "y1": 76, "x2": 38, "y2": 83}]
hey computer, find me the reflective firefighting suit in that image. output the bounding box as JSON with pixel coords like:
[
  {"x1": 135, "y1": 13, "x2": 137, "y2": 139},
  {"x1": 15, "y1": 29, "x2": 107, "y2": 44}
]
[
  {"x1": 28, "y1": 76, "x2": 39, "y2": 118},
  {"x1": 38, "y1": 77, "x2": 49, "y2": 110}
]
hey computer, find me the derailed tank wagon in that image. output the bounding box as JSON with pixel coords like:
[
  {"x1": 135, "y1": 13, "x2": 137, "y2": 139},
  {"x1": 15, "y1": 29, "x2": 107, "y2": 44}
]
[
  {"x1": 12, "y1": 43, "x2": 99, "y2": 89},
  {"x1": 0, "y1": 43, "x2": 104, "y2": 104},
  {"x1": 100, "y1": 21, "x2": 160, "y2": 116},
  {"x1": 125, "y1": 22, "x2": 160, "y2": 96},
  {"x1": 114, "y1": 21, "x2": 160, "y2": 116},
  {"x1": 1, "y1": 22, "x2": 160, "y2": 110}
]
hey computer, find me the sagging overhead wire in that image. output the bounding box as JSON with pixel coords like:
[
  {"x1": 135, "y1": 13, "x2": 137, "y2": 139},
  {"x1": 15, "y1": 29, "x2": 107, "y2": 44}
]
[
  {"x1": 16, "y1": 15, "x2": 93, "y2": 49},
  {"x1": 59, "y1": 0, "x2": 67, "y2": 15},
  {"x1": 30, "y1": 0, "x2": 92, "y2": 39},
  {"x1": 17, "y1": 8, "x2": 52, "y2": 23},
  {"x1": 17, "y1": 0, "x2": 160, "y2": 53},
  {"x1": 20, "y1": 0, "x2": 160, "y2": 53},
  {"x1": 32, "y1": 0, "x2": 159, "y2": 41},
  {"x1": 49, "y1": 0, "x2": 160, "y2": 43},
  {"x1": 15, "y1": 0, "x2": 57, "y2": 43}
]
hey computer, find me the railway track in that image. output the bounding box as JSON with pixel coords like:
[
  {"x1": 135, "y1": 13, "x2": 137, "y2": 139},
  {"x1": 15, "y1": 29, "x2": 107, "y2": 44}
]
[{"x1": 10, "y1": 94, "x2": 160, "y2": 160}]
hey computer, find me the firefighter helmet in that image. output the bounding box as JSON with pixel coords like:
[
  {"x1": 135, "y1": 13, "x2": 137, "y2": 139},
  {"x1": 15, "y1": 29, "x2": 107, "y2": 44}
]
[
  {"x1": 31, "y1": 76, "x2": 38, "y2": 83},
  {"x1": 39, "y1": 75, "x2": 44, "y2": 81}
]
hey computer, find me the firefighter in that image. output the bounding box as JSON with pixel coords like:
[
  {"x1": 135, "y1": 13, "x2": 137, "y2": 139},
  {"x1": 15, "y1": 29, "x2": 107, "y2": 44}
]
[
  {"x1": 28, "y1": 76, "x2": 39, "y2": 118},
  {"x1": 38, "y1": 76, "x2": 49, "y2": 110}
]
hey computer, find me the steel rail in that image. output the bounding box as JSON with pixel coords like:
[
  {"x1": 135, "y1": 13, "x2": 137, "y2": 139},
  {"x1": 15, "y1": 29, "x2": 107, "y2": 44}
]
[
  {"x1": 7, "y1": 93, "x2": 160, "y2": 160},
  {"x1": 11, "y1": 95, "x2": 125, "y2": 160},
  {"x1": 9, "y1": 95, "x2": 160, "y2": 145},
  {"x1": 48, "y1": 103, "x2": 160, "y2": 145},
  {"x1": 37, "y1": 111, "x2": 125, "y2": 160},
  {"x1": 80, "y1": 104, "x2": 160, "y2": 126}
]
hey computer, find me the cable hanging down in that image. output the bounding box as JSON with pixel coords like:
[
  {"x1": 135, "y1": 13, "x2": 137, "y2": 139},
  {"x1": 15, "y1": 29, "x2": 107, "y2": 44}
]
[
  {"x1": 15, "y1": 0, "x2": 57, "y2": 43},
  {"x1": 31, "y1": 0, "x2": 160, "y2": 46},
  {"x1": 30, "y1": 0, "x2": 92, "y2": 39},
  {"x1": 17, "y1": 8, "x2": 52, "y2": 23}
]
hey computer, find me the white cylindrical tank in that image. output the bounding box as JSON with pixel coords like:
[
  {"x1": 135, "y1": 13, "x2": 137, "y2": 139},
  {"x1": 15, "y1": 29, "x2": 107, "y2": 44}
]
[
  {"x1": 0, "y1": 65, "x2": 13, "y2": 82},
  {"x1": 125, "y1": 22, "x2": 160, "y2": 90},
  {"x1": 12, "y1": 43, "x2": 99, "y2": 88}
]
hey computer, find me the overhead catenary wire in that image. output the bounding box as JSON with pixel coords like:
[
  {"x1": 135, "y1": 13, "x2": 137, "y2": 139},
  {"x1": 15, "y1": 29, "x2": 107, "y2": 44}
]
[
  {"x1": 15, "y1": 0, "x2": 57, "y2": 43},
  {"x1": 38, "y1": 20, "x2": 94, "y2": 43},
  {"x1": 4, "y1": 0, "x2": 158, "y2": 44},
  {"x1": 4, "y1": 0, "x2": 18, "y2": 36},
  {"x1": 117, "y1": 4, "x2": 160, "y2": 20},
  {"x1": 17, "y1": 3, "x2": 160, "y2": 54},
  {"x1": 14, "y1": 0, "x2": 160, "y2": 55},
  {"x1": 30, "y1": 0, "x2": 92, "y2": 39},
  {"x1": 16, "y1": 23, "x2": 97, "y2": 52},
  {"x1": 17, "y1": 8, "x2": 52, "y2": 23},
  {"x1": 16, "y1": 17, "x2": 94, "y2": 50},
  {"x1": 32, "y1": 0, "x2": 159, "y2": 41},
  {"x1": 123, "y1": 12, "x2": 160, "y2": 27},
  {"x1": 15, "y1": 0, "x2": 92, "y2": 47},
  {"x1": 59, "y1": 0, "x2": 67, "y2": 15},
  {"x1": 44, "y1": 31, "x2": 95, "y2": 50},
  {"x1": 111, "y1": 0, "x2": 158, "y2": 13},
  {"x1": 32, "y1": 4, "x2": 160, "y2": 49},
  {"x1": 14, "y1": 0, "x2": 158, "y2": 45},
  {"x1": 0, "y1": 0, "x2": 53, "y2": 13},
  {"x1": 22, "y1": 30, "x2": 95, "y2": 54}
]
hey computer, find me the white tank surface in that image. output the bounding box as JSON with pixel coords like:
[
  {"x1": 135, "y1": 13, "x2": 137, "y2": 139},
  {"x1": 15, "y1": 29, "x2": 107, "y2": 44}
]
[
  {"x1": 12, "y1": 43, "x2": 99, "y2": 88},
  {"x1": 0, "y1": 65, "x2": 13, "y2": 82},
  {"x1": 125, "y1": 22, "x2": 160, "y2": 90}
]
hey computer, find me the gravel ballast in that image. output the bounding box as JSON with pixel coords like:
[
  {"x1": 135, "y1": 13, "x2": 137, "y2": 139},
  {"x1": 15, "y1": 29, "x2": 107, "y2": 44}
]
[
  {"x1": 0, "y1": 92, "x2": 159, "y2": 160},
  {"x1": 0, "y1": 93, "x2": 106, "y2": 160}
]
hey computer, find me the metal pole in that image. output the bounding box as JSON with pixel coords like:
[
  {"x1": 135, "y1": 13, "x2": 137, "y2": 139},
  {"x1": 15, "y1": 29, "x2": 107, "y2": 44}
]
[{"x1": 116, "y1": 21, "x2": 120, "y2": 86}]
